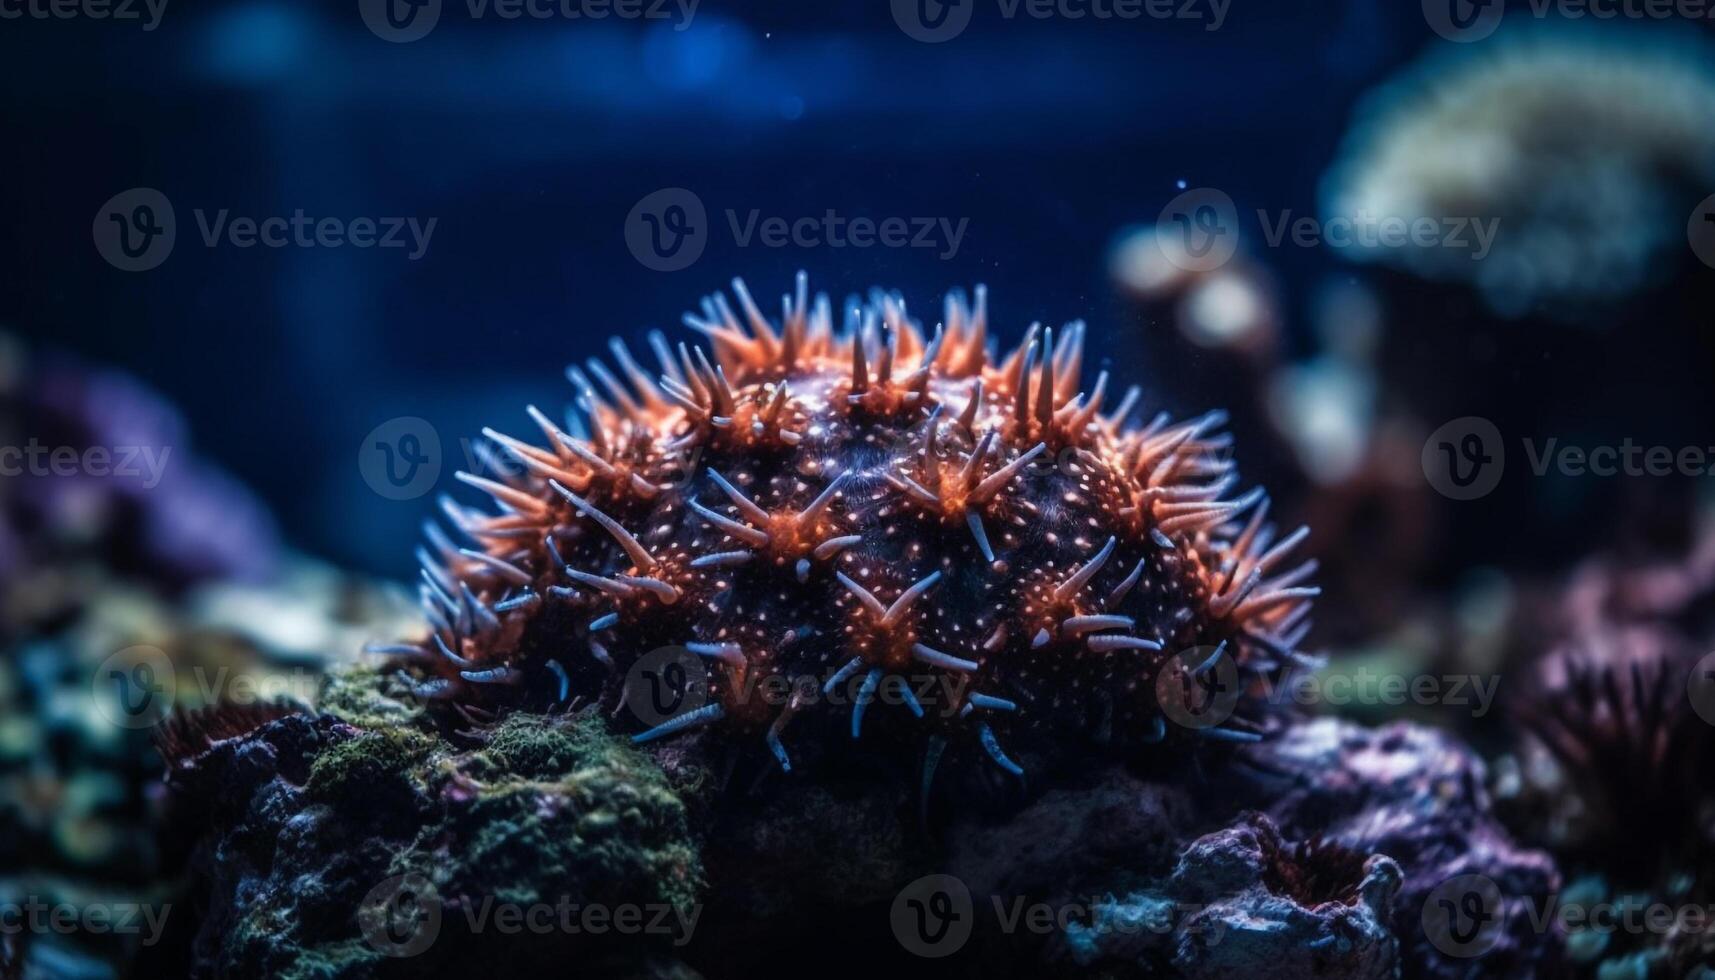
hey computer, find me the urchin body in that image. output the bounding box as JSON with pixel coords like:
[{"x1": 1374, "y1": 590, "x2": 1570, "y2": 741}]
[{"x1": 382, "y1": 277, "x2": 1317, "y2": 777}]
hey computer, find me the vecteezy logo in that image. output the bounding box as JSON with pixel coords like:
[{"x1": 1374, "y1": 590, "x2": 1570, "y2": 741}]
[
  {"x1": 1156, "y1": 644, "x2": 1241, "y2": 731},
  {"x1": 624, "y1": 645, "x2": 710, "y2": 728},
  {"x1": 92, "y1": 645, "x2": 176, "y2": 729},
  {"x1": 359, "y1": 0, "x2": 442, "y2": 42},
  {"x1": 1687, "y1": 651, "x2": 1715, "y2": 727},
  {"x1": 1422, "y1": 417, "x2": 1504, "y2": 501},
  {"x1": 624, "y1": 188, "x2": 708, "y2": 272},
  {"x1": 1422, "y1": 0, "x2": 1504, "y2": 42},
  {"x1": 1422, "y1": 873, "x2": 1503, "y2": 958},
  {"x1": 1686, "y1": 194, "x2": 1715, "y2": 270},
  {"x1": 1155, "y1": 187, "x2": 1239, "y2": 274},
  {"x1": 891, "y1": 874, "x2": 974, "y2": 958},
  {"x1": 358, "y1": 873, "x2": 442, "y2": 957},
  {"x1": 93, "y1": 188, "x2": 176, "y2": 272},
  {"x1": 358, "y1": 417, "x2": 442, "y2": 500},
  {"x1": 891, "y1": 0, "x2": 973, "y2": 43}
]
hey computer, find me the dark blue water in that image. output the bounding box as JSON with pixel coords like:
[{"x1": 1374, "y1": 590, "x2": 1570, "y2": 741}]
[{"x1": 4, "y1": 0, "x2": 1709, "y2": 579}]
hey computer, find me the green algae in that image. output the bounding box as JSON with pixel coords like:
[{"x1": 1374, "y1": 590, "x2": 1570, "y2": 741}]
[{"x1": 205, "y1": 665, "x2": 706, "y2": 976}]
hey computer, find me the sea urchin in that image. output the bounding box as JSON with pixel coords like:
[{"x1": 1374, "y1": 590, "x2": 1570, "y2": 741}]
[{"x1": 372, "y1": 276, "x2": 1318, "y2": 781}]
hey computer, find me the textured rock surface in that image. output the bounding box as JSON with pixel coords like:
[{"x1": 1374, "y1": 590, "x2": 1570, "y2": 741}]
[
  {"x1": 1243, "y1": 717, "x2": 1563, "y2": 980},
  {"x1": 944, "y1": 774, "x2": 1398, "y2": 980},
  {"x1": 158, "y1": 659, "x2": 1567, "y2": 980},
  {"x1": 947, "y1": 764, "x2": 1199, "y2": 903},
  {"x1": 156, "y1": 685, "x2": 704, "y2": 979},
  {"x1": 1156, "y1": 816, "x2": 1398, "y2": 980}
]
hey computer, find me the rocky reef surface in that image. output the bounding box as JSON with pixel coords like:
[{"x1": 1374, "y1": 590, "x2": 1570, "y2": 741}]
[
  {"x1": 143, "y1": 659, "x2": 1563, "y2": 980},
  {"x1": 153, "y1": 685, "x2": 702, "y2": 979},
  {"x1": 0, "y1": 339, "x2": 418, "y2": 978}
]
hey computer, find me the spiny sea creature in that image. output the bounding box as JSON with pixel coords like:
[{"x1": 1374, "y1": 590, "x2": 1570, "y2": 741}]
[{"x1": 372, "y1": 275, "x2": 1319, "y2": 780}]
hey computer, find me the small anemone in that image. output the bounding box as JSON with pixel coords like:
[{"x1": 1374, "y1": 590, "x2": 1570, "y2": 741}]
[
  {"x1": 1257, "y1": 819, "x2": 1370, "y2": 909},
  {"x1": 1511, "y1": 632, "x2": 1714, "y2": 880},
  {"x1": 154, "y1": 700, "x2": 302, "y2": 772}
]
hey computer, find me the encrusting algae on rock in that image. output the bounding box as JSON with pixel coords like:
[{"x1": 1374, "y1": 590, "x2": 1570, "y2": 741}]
[{"x1": 154, "y1": 677, "x2": 706, "y2": 979}]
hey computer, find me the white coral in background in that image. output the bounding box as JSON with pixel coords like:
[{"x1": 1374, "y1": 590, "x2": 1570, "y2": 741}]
[{"x1": 1321, "y1": 24, "x2": 1715, "y2": 319}]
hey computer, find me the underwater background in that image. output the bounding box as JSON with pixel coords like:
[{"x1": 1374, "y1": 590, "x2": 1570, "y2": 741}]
[
  {"x1": 6, "y1": 0, "x2": 1715, "y2": 977},
  {"x1": 8, "y1": 0, "x2": 1710, "y2": 586}
]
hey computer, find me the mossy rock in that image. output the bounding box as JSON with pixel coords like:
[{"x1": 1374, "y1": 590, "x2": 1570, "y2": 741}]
[
  {"x1": 305, "y1": 727, "x2": 436, "y2": 807},
  {"x1": 430, "y1": 713, "x2": 704, "y2": 911},
  {"x1": 316, "y1": 664, "x2": 427, "y2": 731},
  {"x1": 478, "y1": 711, "x2": 617, "y2": 782}
]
